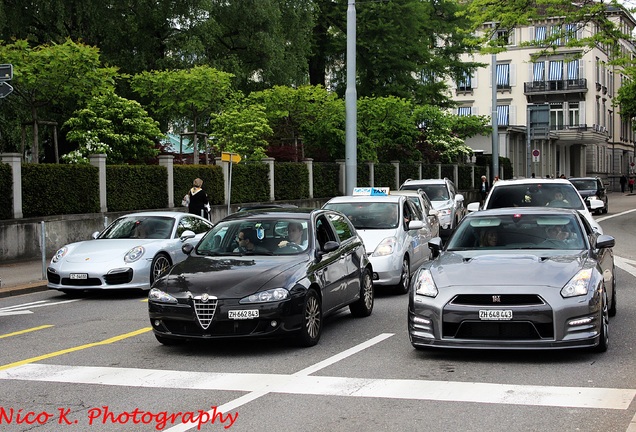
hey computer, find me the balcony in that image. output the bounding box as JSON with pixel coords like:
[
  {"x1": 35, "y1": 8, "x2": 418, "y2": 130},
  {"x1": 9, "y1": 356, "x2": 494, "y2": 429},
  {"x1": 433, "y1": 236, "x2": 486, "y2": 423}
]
[{"x1": 524, "y1": 79, "x2": 588, "y2": 103}]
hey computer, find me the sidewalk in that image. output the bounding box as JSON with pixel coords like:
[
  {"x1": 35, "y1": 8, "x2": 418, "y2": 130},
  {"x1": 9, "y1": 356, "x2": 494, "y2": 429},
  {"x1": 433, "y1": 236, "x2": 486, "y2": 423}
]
[{"x1": 0, "y1": 258, "x2": 48, "y2": 298}]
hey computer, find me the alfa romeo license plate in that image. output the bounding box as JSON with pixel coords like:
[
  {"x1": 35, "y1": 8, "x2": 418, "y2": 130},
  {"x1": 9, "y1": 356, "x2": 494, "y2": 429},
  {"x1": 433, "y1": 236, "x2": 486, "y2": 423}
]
[
  {"x1": 70, "y1": 273, "x2": 88, "y2": 280},
  {"x1": 479, "y1": 309, "x2": 513, "y2": 320},
  {"x1": 228, "y1": 309, "x2": 259, "y2": 320}
]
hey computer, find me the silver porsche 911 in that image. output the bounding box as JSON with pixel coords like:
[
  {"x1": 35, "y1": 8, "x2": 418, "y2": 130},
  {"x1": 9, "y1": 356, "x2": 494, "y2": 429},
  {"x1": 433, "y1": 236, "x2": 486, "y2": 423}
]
[
  {"x1": 408, "y1": 207, "x2": 616, "y2": 352},
  {"x1": 47, "y1": 212, "x2": 213, "y2": 294}
]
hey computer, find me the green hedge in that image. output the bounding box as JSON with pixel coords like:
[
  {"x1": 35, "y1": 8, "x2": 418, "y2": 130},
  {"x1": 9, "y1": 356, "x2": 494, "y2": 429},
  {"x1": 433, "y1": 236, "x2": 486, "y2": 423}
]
[
  {"x1": 174, "y1": 164, "x2": 224, "y2": 206},
  {"x1": 400, "y1": 163, "x2": 420, "y2": 185},
  {"x1": 374, "y1": 163, "x2": 395, "y2": 189},
  {"x1": 230, "y1": 162, "x2": 270, "y2": 203},
  {"x1": 313, "y1": 162, "x2": 339, "y2": 198},
  {"x1": 22, "y1": 164, "x2": 100, "y2": 217},
  {"x1": 275, "y1": 162, "x2": 309, "y2": 200},
  {"x1": 0, "y1": 163, "x2": 12, "y2": 219},
  {"x1": 106, "y1": 165, "x2": 167, "y2": 212}
]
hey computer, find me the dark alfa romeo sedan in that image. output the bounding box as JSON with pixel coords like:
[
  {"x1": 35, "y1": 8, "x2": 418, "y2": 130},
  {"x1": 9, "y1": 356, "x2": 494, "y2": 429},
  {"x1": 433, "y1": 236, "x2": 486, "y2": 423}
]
[{"x1": 148, "y1": 208, "x2": 374, "y2": 347}]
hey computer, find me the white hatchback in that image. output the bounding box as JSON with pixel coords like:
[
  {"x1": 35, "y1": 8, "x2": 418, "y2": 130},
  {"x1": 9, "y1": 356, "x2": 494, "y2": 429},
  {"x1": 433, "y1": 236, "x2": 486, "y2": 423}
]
[
  {"x1": 323, "y1": 195, "x2": 435, "y2": 294},
  {"x1": 466, "y1": 178, "x2": 604, "y2": 233}
]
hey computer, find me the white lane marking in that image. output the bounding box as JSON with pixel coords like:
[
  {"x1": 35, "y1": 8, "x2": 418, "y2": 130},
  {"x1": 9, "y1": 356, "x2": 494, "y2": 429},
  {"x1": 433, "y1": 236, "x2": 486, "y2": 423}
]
[
  {"x1": 615, "y1": 256, "x2": 636, "y2": 279},
  {"x1": 596, "y1": 208, "x2": 636, "y2": 223},
  {"x1": 0, "y1": 360, "x2": 633, "y2": 411},
  {"x1": 0, "y1": 310, "x2": 33, "y2": 316},
  {"x1": 629, "y1": 410, "x2": 636, "y2": 432},
  {"x1": 0, "y1": 299, "x2": 80, "y2": 313}
]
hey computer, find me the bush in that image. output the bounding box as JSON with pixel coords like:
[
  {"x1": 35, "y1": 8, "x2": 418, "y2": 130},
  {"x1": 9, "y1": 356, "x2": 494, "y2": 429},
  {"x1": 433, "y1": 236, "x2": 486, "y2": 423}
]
[
  {"x1": 0, "y1": 163, "x2": 12, "y2": 219},
  {"x1": 313, "y1": 162, "x2": 339, "y2": 198},
  {"x1": 275, "y1": 162, "x2": 309, "y2": 200},
  {"x1": 107, "y1": 165, "x2": 167, "y2": 211}
]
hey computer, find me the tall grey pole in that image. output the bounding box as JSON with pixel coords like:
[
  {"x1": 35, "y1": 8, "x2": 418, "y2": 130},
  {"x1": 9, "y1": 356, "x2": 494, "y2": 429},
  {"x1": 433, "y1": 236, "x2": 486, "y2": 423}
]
[
  {"x1": 345, "y1": 1, "x2": 357, "y2": 195},
  {"x1": 491, "y1": 54, "x2": 499, "y2": 179}
]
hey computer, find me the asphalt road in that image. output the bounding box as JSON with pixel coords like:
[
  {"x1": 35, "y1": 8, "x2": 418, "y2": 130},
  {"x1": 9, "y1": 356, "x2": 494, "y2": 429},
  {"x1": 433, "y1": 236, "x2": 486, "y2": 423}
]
[{"x1": 1, "y1": 194, "x2": 635, "y2": 432}]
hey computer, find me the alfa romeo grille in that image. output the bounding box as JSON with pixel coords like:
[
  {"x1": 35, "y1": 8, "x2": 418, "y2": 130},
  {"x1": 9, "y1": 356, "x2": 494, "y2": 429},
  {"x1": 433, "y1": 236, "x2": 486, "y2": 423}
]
[{"x1": 193, "y1": 295, "x2": 218, "y2": 330}]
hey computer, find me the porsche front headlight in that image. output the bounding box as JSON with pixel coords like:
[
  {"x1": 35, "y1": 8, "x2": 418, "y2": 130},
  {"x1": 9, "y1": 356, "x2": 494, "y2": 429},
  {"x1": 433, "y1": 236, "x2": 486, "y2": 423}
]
[
  {"x1": 240, "y1": 288, "x2": 289, "y2": 304},
  {"x1": 51, "y1": 247, "x2": 68, "y2": 263},
  {"x1": 124, "y1": 246, "x2": 145, "y2": 263},
  {"x1": 561, "y1": 268, "x2": 593, "y2": 298},
  {"x1": 414, "y1": 269, "x2": 438, "y2": 298}
]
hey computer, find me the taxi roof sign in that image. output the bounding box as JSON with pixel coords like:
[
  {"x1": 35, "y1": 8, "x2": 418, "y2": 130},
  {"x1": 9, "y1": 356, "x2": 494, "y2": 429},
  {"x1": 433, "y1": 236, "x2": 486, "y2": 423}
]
[{"x1": 352, "y1": 187, "x2": 389, "y2": 196}]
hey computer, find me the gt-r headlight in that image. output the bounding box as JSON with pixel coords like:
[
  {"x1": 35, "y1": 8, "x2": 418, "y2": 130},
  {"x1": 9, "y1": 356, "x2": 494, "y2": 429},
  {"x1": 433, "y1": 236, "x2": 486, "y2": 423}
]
[
  {"x1": 373, "y1": 237, "x2": 397, "y2": 257},
  {"x1": 240, "y1": 288, "x2": 289, "y2": 304},
  {"x1": 148, "y1": 288, "x2": 178, "y2": 304},
  {"x1": 561, "y1": 268, "x2": 593, "y2": 298},
  {"x1": 413, "y1": 269, "x2": 438, "y2": 298},
  {"x1": 124, "y1": 246, "x2": 145, "y2": 263},
  {"x1": 51, "y1": 247, "x2": 68, "y2": 263}
]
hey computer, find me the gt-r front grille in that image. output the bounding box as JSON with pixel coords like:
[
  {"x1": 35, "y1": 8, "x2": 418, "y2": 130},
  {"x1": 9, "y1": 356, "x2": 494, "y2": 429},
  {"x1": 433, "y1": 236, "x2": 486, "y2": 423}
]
[
  {"x1": 443, "y1": 321, "x2": 554, "y2": 340},
  {"x1": 193, "y1": 296, "x2": 218, "y2": 330},
  {"x1": 451, "y1": 294, "x2": 545, "y2": 306}
]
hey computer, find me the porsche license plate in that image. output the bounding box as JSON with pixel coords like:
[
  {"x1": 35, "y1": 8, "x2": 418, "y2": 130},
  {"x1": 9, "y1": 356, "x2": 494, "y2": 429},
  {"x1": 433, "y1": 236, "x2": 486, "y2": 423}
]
[
  {"x1": 479, "y1": 309, "x2": 513, "y2": 320},
  {"x1": 70, "y1": 273, "x2": 88, "y2": 280},
  {"x1": 228, "y1": 309, "x2": 259, "y2": 320}
]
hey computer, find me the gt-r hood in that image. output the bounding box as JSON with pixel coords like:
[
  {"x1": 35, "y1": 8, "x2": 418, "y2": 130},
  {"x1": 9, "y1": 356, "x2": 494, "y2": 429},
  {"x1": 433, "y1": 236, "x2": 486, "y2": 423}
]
[
  {"x1": 355, "y1": 228, "x2": 398, "y2": 253},
  {"x1": 163, "y1": 255, "x2": 307, "y2": 298},
  {"x1": 431, "y1": 252, "x2": 587, "y2": 288},
  {"x1": 61, "y1": 239, "x2": 160, "y2": 263},
  {"x1": 431, "y1": 200, "x2": 452, "y2": 210}
]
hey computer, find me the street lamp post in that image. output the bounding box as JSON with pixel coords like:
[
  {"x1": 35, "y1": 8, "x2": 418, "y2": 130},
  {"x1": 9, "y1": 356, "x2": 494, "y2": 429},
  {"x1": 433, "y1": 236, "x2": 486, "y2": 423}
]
[{"x1": 345, "y1": 1, "x2": 357, "y2": 195}]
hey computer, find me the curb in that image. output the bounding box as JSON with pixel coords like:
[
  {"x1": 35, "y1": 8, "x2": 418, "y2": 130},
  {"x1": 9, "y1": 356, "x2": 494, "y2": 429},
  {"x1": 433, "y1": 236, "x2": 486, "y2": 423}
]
[{"x1": 0, "y1": 281, "x2": 48, "y2": 298}]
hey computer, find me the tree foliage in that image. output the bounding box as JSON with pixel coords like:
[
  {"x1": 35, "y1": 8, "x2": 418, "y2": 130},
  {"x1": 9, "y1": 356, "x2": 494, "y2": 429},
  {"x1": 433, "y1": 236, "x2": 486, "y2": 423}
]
[
  {"x1": 208, "y1": 103, "x2": 272, "y2": 161},
  {"x1": 63, "y1": 91, "x2": 162, "y2": 164}
]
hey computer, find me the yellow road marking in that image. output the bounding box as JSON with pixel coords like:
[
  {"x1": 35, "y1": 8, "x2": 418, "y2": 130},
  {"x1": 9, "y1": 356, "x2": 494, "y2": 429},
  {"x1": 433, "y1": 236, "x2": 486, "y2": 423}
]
[
  {"x1": 0, "y1": 327, "x2": 152, "y2": 371},
  {"x1": 0, "y1": 325, "x2": 54, "y2": 339}
]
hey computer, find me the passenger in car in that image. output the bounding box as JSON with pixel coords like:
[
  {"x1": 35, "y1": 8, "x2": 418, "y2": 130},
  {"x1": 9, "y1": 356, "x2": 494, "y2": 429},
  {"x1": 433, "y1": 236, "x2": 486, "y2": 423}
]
[
  {"x1": 278, "y1": 222, "x2": 307, "y2": 249},
  {"x1": 234, "y1": 228, "x2": 269, "y2": 253},
  {"x1": 480, "y1": 229, "x2": 499, "y2": 247},
  {"x1": 546, "y1": 191, "x2": 570, "y2": 208}
]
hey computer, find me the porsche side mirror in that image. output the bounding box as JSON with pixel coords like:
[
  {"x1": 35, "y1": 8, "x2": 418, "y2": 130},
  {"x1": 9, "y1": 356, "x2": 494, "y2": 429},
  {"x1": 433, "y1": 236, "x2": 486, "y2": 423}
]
[{"x1": 180, "y1": 230, "x2": 196, "y2": 241}]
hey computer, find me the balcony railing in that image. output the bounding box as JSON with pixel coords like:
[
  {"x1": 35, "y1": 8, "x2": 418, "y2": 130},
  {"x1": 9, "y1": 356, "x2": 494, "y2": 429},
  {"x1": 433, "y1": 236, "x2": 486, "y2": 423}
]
[{"x1": 524, "y1": 79, "x2": 587, "y2": 93}]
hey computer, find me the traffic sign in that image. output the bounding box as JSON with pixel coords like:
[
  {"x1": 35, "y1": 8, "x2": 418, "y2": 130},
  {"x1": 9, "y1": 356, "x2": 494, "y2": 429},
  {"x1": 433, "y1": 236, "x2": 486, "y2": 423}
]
[
  {"x1": 532, "y1": 148, "x2": 540, "y2": 162},
  {"x1": 221, "y1": 152, "x2": 241, "y2": 163},
  {"x1": 0, "y1": 64, "x2": 13, "y2": 81},
  {"x1": 0, "y1": 82, "x2": 13, "y2": 98}
]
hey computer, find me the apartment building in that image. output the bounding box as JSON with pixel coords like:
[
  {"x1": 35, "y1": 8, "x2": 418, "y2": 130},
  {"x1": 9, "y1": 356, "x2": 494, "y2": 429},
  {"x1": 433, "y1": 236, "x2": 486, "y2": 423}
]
[{"x1": 449, "y1": 5, "x2": 636, "y2": 186}]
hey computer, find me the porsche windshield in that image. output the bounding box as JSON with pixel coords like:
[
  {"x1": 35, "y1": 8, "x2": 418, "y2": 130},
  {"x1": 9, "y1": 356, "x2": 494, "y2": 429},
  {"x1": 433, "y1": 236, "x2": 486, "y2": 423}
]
[{"x1": 99, "y1": 216, "x2": 174, "y2": 239}]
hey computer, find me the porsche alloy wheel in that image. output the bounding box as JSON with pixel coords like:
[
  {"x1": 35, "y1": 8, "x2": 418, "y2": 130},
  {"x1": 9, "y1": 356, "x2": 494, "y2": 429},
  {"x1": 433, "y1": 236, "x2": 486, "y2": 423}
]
[
  {"x1": 350, "y1": 268, "x2": 374, "y2": 317},
  {"x1": 297, "y1": 289, "x2": 322, "y2": 347},
  {"x1": 150, "y1": 253, "x2": 171, "y2": 285}
]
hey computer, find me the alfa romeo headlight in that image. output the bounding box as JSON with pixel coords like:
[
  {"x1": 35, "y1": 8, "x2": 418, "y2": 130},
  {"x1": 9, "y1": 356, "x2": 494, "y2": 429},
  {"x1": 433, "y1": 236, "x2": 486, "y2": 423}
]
[
  {"x1": 561, "y1": 268, "x2": 593, "y2": 298},
  {"x1": 124, "y1": 246, "x2": 145, "y2": 263},
  {"x1": 148, "y1": 288, "x2": 178, "y2": 304},
  {"x1": 240, "y1": 288, "x2": 289, "y2": 304},
  {"x1": 414, "y1": 269, "x2": 438, "y2": 298}
]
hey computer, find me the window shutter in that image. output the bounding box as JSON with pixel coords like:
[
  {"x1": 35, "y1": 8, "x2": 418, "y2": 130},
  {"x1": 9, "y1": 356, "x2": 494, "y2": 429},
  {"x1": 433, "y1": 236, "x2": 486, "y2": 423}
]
[
  {"x1": 510, "y1": 105, "x2": 517, "y2": 124},
  {"x1": 579, "y1": 101, "x2": 586, "y2": 125},
  {"x1": 510, "y1": 64, "x2": 517, "y2": 86}
]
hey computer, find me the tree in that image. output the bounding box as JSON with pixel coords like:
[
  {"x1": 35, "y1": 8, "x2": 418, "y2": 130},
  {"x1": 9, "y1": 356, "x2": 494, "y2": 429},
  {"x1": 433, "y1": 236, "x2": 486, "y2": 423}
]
[
  {"x1": 208, "y1": 103, "x2": 272, "y2": 161},
  {"x1": 412, "y1": 105, "x2": 476, "y2": 163},
  {"x1": 63, "y1": 91, "x2": 162, "y2": 164},
  {"x1": 130, "y1": 66, "x2": 236, "y2": 164},
  {"x1": 249, "y1": 85, "x2": 345, "y2": 161},
  {"x1": 0, "y1": 39, "x2": 117, "y2": 162}
]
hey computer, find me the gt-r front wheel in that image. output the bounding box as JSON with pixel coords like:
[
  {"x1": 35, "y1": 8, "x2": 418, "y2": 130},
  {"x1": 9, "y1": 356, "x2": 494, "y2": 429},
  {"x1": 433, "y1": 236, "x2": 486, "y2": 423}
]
[
  {"x1": 593, "y1": 291, "x2": 609, "y2": 353},
  {"x1": 297, "y1": 289, "x2": 322, "y2": 347}
]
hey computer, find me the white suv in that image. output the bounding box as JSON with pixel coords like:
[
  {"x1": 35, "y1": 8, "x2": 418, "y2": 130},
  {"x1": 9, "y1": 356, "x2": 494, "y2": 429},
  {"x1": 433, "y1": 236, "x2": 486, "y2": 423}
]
[
  {"x1": 466, "y1": 178, "x2": 604, "y2": 233},
  {"x1": 400, "y1": 178, "x2": 465, "y2": 239}
]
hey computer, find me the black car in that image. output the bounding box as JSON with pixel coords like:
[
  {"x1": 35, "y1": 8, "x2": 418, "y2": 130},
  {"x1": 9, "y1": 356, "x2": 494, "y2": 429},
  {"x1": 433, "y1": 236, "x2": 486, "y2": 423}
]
[
  {"x1": 148, "y1": 208, "x2": 374, "y2": 347},
  {"x1": 569, "y1": 177, "x2": 608, "y2": 214}
]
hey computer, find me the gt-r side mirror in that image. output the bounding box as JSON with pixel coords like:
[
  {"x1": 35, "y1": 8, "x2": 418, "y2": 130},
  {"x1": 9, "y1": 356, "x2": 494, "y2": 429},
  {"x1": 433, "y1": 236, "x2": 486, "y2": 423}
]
[
  {"x1": 182, "y1": 243, "x2": 194, "y2": 255},
  {"x1": 596, "y1": 235, "x2": 615, "y2": 249}
]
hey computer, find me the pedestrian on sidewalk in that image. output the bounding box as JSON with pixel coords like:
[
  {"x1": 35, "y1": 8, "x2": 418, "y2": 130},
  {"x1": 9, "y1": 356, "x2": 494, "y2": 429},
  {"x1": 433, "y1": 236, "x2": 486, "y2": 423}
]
[
  {"x1": 620, "y1": 174, "x2": 627, "y2": 193},
  {"x1": 629, "y1": 176, "x2": 635, "y2": 194},
  {"x1": 185, "y1": 178, "x2": 211, "y2": 219}
]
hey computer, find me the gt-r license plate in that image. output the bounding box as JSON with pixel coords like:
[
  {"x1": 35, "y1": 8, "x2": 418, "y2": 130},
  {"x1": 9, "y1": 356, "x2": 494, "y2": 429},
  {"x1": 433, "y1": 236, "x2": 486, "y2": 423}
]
[
  {"x1": 479, "y1": 309, "x2": 513, "y2": 320},
  {"x1": 228, "y1": 309, "x2": 259, "y2": 320},
  {"x1": 69, "y1": 273, "x2": 88, "y2": 280}
]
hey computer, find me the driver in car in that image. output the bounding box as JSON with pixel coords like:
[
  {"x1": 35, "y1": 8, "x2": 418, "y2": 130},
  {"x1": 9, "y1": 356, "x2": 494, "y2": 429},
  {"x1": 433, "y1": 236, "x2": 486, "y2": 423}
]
[{"x1": 278, "y1": 222, "x2": 307, "y2": 249}]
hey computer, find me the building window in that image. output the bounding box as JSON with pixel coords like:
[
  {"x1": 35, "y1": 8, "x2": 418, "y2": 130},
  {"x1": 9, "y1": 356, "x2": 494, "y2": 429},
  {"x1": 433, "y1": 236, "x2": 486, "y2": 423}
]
[
  {"x1": 551, "y1": 25, "x2": 562, "y2": 45},
  {"x1": 533, "y1": 62, "x2": 545, "y2": 82},
  {"x1": 565, "y1": 23, "x2": 578, "y2": 42},
  {"x1": 457, "y1": 73, "x2": 472, "y2": 91},
  {"x1": 550, "y1": 103, "x2": 564, "y2": 130},
  {"x1": 497, "y1": 105, "x2": 510, "y2": 125},
  {"x1": 535, "y1": 25, "x2": 547, "y2": 43},
  {"x1": 457, "y1": 106, "x2": 472, "y2": 116},
  {"x1": 496, "y1": 29, "x2": 510, "y2": 45},
  {"x1": 568, "y1": 102, "x2": 579, "y2": 127},
  {"x1": 567, "y1": 60, "x2": 579, "y2": 80},
  {"x1": 548, "y1": 60, "x2": 563, "y2": 81},
  {"x1": 496, "y1": 63, "x2": 510, "y2": 89}
]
